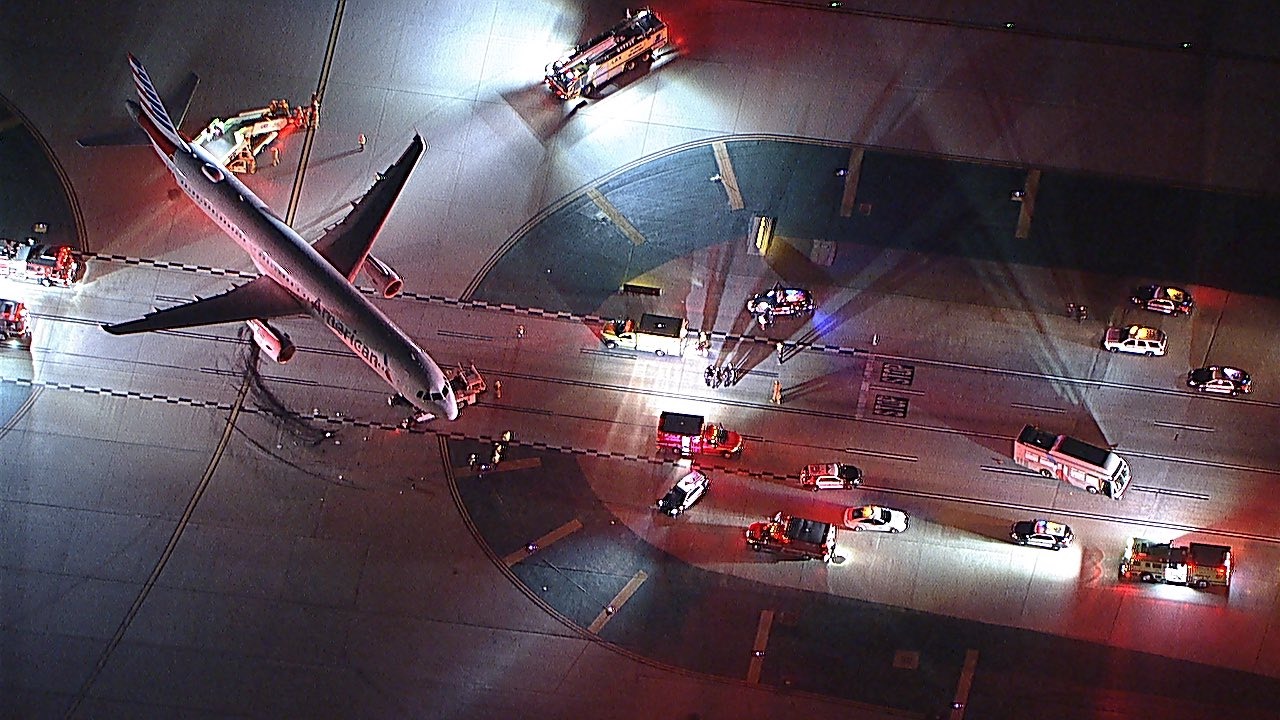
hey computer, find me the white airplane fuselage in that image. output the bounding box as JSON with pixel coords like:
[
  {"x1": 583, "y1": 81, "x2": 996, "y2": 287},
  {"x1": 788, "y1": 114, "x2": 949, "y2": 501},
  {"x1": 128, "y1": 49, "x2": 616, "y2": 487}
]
[{"x1": 136, "y1": 117, "x2": 457, "y2": 420}]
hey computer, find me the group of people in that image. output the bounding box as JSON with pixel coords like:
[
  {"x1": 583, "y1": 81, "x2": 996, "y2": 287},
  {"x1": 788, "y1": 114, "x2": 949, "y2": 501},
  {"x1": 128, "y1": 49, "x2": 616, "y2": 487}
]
[
  {"x1": 704, "y1": 364, "x2": 740, "y2": 388},
  {"x1": 1066, "y1": 302, "x2": 1089, "y2": 322}
]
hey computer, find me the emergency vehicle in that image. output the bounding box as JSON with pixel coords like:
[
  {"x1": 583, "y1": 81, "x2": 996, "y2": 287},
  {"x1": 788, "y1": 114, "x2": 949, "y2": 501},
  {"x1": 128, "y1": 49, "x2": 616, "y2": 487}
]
[
  {"x1": 0, "y1": 239, "x2": 83, "y2": 287},
  {"x1": 1014, "y1": 424, "x2": 1130, "y2": 499},
  {"x1": 601, "y1": 313, "x2": 688, "y2": 356},
  {"x1": 1, "y1": 299, "x2": 32, "y2": 343},
  {"x1": 1120, "y1": 537, "x2": 1232, "y2": 590},
  {"x1": 745, "y1": 512, "x2": 837, "y2": 562},
  {"x1": 192, "y1": 99, "x2": 317, "y2": 174},
  {"x1": 544, "y1": 8, "x2": 668, "y2": 100},
  {"x1": 655, "y1": 411, "x2": 744, "y2": 458}
]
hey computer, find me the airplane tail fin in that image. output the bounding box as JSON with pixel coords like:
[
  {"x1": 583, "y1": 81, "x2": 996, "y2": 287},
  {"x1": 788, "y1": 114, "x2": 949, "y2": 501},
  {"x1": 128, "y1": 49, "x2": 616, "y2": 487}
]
[{"x1": 128, "y1": 54, "x2": 188, "y2": 151}]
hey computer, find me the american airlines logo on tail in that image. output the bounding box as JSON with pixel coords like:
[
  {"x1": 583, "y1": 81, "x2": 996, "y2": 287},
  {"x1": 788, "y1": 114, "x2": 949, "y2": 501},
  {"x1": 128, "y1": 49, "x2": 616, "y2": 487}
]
[{"x1": 127, "y1": 53, "x2": 186, "y2": 155}]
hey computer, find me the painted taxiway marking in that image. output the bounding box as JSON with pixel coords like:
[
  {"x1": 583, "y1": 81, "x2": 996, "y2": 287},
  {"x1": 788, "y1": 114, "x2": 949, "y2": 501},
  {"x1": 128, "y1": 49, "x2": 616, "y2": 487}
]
[
  {"x1": 1014, "y1": 169, "x2": 1040, "y2": 240},
  {"x1": 711, "y1": 141, "x2": 745, "y2": 210},
  {"x1": 585, "y1": 187, "x2": 647, "y2": 246},
  {"x1": 587, "y1": 570, "x2": 648, "y2": 634},
  {"x1": 746, "y1": 609, "x2": 775, "y2": 684},
  {"x1": 504, "y1": 518, "x2": 583, "y2": 567},
  {"x1": 838, "y1": 146, "x2": 865, "y2": 217},
  {"x1": 950, "y1": 649, "x2": 980, "y2": 719}
]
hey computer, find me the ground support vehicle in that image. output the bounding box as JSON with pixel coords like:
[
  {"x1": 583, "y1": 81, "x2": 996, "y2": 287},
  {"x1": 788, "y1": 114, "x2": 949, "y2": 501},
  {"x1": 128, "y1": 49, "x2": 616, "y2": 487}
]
[
  {"x1": 1013, "y1": 425, "x2": 1130, "y2": 499},
  {"x1": 0, "y1": 299, "x2": 32, "y2": 342},
  {"x1": 745, "y1": 512, "x2": 836, "y2": 562},
  {"x1": 544, "y1": 8, "x2": 668, "y2": 100},
  {"x1": 193, "y1": 99, "x2": 317, "y2": 174},
  {"x1": 446, "y1": 363, "x2": 486, "y2": 409},
  {"x1": 1119, "y1": 538, "x2": 1232, "y2": 590},
  {"x1": 601, "y1": 313, "x2": 688, "y2": 356},
  {"x1": 655, "y1": 470, "x2": 709, "y2": 516},
  {"x1": 1010, "y1": 519, "x2": 1074, "y2": 550},
  {"x1": 799, "y1": 463, "x2": 862, "y2": 491},
  {"x1": 655, "y1": 412, "x2": 743, "y2": 458},
  {"x1": 0, "y1": 239, "x2": 83, "y2": 287}
]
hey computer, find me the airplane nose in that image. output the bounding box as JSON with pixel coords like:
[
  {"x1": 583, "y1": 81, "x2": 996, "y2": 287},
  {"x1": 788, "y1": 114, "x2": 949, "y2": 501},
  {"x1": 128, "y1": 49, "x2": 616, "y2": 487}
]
[{"x1": 442, "y1": 396, "x2": 459, "y2": 421}]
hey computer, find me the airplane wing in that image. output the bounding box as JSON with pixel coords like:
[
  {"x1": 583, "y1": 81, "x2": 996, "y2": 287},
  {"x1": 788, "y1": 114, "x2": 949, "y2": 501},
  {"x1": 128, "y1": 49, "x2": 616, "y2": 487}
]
[
  {"x1": 311, "y1": 135, "x2": 425, "y2": 280},
  {"x1": 102, "y1": 275, "x2": 306, "y2": 335}
]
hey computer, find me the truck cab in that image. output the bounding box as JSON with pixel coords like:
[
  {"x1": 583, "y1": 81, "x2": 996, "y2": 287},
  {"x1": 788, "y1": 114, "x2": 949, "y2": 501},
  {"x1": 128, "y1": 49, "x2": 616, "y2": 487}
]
[
  {"x1": 655, "y1": 411, "x2": 744, "y2": 458},
  {"x1": 745, "y1": 512, "x2": 836, "y2": 562}
]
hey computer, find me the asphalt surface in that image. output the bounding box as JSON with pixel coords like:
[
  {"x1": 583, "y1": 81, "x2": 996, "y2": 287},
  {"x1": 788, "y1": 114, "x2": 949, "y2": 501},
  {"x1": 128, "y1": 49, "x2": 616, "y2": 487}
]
[{"x1": 5, "y1": 1, "x2": 1280, "y2": 718}]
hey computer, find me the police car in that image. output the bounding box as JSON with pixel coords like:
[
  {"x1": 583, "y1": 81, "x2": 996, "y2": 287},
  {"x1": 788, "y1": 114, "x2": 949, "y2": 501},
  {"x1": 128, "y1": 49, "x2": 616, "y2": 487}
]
[
  {"x1": 655, "y1": 470, "x2": 710, "y2": 517},
  {"x1": 1010, "y1": 519, "x2": 1074, "y2": 550},
  {"x1": 1131, "y1": 284, "x2": 1194, "y2": 315},
  {"x1": 746, "y1": 283, "x2": 814, "y2": 323},
  {"x1": 1186, "y1": 365, "x2": 1252, "y2": 396}
]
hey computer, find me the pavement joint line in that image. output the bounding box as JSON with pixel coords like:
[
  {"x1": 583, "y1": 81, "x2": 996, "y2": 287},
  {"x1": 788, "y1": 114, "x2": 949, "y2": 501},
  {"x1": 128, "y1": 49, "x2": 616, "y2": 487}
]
[
  {"x1": 587, "y1": 570, "x2": 648, "y2": 634},
  {"x1": 746, "y1": 609, "x2": 775, "y2": 684},
  {"x1": 504, "y1": 517, "x2": 583, "y2": 567}
]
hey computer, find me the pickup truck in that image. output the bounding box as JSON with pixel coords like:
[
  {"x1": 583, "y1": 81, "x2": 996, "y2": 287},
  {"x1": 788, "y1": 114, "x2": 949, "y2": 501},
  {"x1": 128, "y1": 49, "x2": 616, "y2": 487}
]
[
  {"x1": 745, "y1": 511, "x2": 836, "y2": 562},
  {"x1": 655, "y1": 411, "x2": 744, "y2": 458}
]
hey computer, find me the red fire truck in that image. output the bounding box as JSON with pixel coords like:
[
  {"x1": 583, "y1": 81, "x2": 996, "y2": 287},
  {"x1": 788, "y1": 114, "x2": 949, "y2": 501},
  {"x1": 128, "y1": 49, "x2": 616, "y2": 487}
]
[
  {"x1": 1119, "y1": 537, "x2": 1232, "y2": 590},
  {"x1": 1013, "y1": 424, "x2": 1130, "y2": 499},
  {"x1": 1, "y1": 299, "x2": 32, "y2": 343},
  {"x1": 0, "y1": 239, "x2": 83, "y2": 287},
  {"x1": 656, "y1": 411, "x2": 744, "y2": 458}
]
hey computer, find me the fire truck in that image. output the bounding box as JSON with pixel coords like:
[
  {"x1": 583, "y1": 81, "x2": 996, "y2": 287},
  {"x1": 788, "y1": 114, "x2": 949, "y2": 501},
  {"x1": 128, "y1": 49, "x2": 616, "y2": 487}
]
[
  {"x1": 745, "y1": 512, "x2": 837, "y2": 562},
  {"x1": 1, "y1": 299, "x2": 32, "y2": 343},
  {"x1": 1119, "y1": 537, "x2": 1232, "y2": 590},
  {"x1": 544, "y1": 8, "x2": 669, "y2": 100},
  {"x1": 1013, "y1": 424, "x2": 1130, "y2": 499},
  {"x1": 1, "y1": 239, "x2": 83, "y2": 287},
  {"x1": 656, "y1": 411, "x2": 744, "y2": 458}
]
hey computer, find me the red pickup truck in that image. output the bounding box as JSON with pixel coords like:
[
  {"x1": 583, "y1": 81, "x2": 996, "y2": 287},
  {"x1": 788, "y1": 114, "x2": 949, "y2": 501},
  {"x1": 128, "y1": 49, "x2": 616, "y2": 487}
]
[{"x1": 655, "y1": 411, "x2": 744, "y2": 458}]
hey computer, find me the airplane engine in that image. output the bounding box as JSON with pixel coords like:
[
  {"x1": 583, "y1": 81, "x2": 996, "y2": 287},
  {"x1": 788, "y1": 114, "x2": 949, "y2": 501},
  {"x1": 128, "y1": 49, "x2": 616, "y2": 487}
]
[
  {"x1": 245, "y1": 318, "x2": 297, "y2": 363},
  {"x1": 362, "y1": 255, "x2": 403, "y2": 298}
]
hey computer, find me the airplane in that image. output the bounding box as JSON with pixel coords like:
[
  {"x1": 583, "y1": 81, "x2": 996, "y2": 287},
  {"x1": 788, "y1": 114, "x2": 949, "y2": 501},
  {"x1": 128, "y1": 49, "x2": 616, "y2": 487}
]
[{"x1": 93, "y1": 54, "x2": 460, "y2": 421}]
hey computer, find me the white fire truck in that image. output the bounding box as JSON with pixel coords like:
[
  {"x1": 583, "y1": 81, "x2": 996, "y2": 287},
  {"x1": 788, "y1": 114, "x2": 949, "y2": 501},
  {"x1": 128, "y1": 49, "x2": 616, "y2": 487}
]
[
  {"x1": 1013, "y1": 424, "x2": 1130, "y2": 499},
  {"x1": 0, "y1": 239, "x2": 83, "y2": 287},
  {"x1": 1119, "y1": 537, "x2": 1232, "y2": 590},
  {"x1": 544, "y1": 8, "x2": 668, "y2": 100}
]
